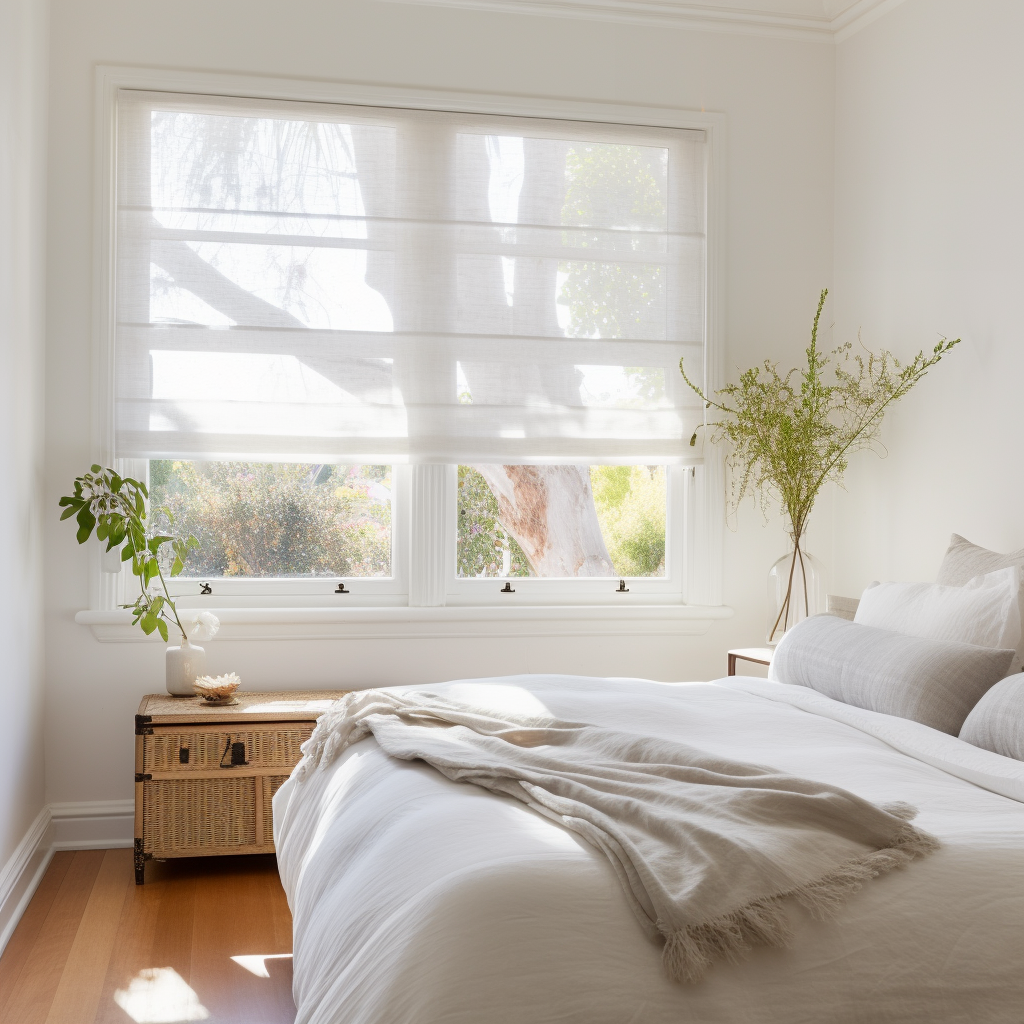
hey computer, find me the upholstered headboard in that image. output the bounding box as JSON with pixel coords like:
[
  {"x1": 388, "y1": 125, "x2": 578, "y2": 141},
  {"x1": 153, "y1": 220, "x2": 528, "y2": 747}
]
[{"x1": 826, "y1": 594, "x2": 860, "y2": 621}]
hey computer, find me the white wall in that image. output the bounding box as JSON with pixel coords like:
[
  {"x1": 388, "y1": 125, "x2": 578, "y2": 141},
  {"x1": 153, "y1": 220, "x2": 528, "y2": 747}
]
[
  {"x1": 0, "y1": 0, "x2": 48, "y2": 899},
  {"x1": 44, "y1": 0, "x2": 835, "y2": 805},
  {"x1": 832, "y1": 0, "x2": 1024, "y2": 594}
]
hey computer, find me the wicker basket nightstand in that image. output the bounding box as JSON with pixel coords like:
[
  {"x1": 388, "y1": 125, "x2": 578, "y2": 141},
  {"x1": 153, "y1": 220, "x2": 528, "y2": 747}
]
[{"x1": 134, "y1": 690, "x2": 349, "y2": 884}]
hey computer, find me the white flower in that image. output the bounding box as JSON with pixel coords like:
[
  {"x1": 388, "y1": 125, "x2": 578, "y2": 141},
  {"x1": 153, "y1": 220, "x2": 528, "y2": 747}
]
[{"x1": 190, "y1": 611, "x2": 220, "y2": 642}]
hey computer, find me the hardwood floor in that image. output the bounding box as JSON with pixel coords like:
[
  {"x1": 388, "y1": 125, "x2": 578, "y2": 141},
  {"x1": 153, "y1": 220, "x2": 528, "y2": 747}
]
[{"x1": 0, "y1": 850, "x2": 295, "y2": 1024}]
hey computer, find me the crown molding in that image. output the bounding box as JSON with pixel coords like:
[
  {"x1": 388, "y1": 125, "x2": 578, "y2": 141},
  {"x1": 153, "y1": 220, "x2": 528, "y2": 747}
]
[
  {"x1": 375, "y1": 0, "x2": 906, "y2": 41},
  {"x1": 831, "y1": 0, "x2": 906, "y2": 41}
]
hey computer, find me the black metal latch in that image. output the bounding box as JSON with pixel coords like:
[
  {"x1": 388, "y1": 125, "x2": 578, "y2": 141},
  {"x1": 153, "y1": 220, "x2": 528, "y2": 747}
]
[
  {"x1": 135, "y1": 772, "x2": 152, "y2": 782},
  {"x1": 500, "y1": 582, "x2": 515, "y2": 593},
  {"x1": 219, "y1": 738, "x2": 248, "y2": 768}
]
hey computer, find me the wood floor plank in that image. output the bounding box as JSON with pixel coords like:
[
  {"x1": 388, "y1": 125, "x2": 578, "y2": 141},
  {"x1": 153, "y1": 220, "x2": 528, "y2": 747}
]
[
  {"x1": 91, "y1": 856, "x2": 198, "y2": 1024},
  {"x1": 45, "y1": 848, "x2": 133, "y2": 1024},
  {"x1": 190, "y1": 856, "x2": 295, "y2": 1024},
  {"x1": 0, "y1": 850, "x2": 105, "y2": 1024},
  {"x1": 0, "y1": 852, "x2": 295, "y2": 1024},
  {"x1": 0, "y1": 853, "x2": 73, "y2": 1021}
]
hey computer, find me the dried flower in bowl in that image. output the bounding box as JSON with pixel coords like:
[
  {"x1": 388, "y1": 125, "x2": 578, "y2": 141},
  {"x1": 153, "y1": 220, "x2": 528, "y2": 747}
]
[{"x1": 194, "y1": 672, "x2": 241, "y2": 702}]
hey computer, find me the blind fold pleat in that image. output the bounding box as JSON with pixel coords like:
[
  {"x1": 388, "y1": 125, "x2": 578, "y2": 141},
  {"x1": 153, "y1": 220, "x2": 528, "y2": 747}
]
[{"x1": 114, "y1": 90, "x2": 707, "y2": 465}]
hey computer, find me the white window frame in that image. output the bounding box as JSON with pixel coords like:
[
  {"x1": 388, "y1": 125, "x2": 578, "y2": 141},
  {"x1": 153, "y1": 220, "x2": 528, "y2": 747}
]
[
  {"x1": 445, "y1": 465, "x2": 687, "y2": 605},
  {"x1": 84, "y1": 65, "x2": 727, "y2": 636}
]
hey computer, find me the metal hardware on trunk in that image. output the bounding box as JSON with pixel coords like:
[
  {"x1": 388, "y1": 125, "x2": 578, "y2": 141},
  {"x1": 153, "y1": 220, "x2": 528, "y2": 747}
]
[
  {"x1": 199, "y1": 582, "x2": 212, "y2": 595},
  {"x1": 134, "y1": 838, "x2": 149, "y2": 885},
  {"x1": 135, "y1": 772, "x2": 152, "y2": 782},
  {"x1": 335, "y1": 583, "x2": 350, "y2": 594},
  {"x1": 500, "y1": 582, "x2": 515, "y2": 593},
  {"x1": 134, "y1": 714, "x2": 153, "y2": 736},
  {"x1": 616, "y1": 579, "x2": 630, "y2": 593},
  {"x1": 179, "y1": 747, "x2": 190, "y2": 764},
  {"x1": 219, "y1": 737, "x2": 249, "y2": 768}
]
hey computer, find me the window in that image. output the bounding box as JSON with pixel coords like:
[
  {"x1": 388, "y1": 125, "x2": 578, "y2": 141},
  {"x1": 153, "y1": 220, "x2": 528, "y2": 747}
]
[{"x1": 110, "y1": 87, "x2": 709, "y2": 608}]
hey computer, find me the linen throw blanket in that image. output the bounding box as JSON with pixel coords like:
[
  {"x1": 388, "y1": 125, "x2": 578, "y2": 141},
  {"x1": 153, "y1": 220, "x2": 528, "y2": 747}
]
[{"x1": 297, "y1": 689, "x2": 939, "y2": 982}]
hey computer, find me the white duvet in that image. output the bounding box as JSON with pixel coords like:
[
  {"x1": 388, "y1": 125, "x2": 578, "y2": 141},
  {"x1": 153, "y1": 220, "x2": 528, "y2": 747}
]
[{"x1": 274, "y1": 675, "x2": 1024, "y2": 1024}]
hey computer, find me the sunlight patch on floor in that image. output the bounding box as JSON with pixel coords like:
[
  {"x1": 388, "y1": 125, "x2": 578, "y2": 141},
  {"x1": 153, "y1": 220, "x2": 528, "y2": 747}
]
[
  {"x1": 113, "y1": 967, "x2": 210, "y2": 1022},
  {"x1": 231, "y1": 953, "x2": 293, "y2": 978}
]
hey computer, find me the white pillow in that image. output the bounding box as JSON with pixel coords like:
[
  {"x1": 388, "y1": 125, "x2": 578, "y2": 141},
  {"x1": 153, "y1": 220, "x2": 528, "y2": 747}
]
[{"x1": 854, "y1": 567, "x2": 1023, "y2": 669}]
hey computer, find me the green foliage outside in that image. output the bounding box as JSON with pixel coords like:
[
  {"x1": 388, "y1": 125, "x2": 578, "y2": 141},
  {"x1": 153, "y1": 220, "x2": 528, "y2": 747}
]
[
  {"x1": 456, "y1": 465, "x2": 665, "y2": 578},
  {"x1": 457, "y1": 466, "x2": 532, "y2": 578},
  {"x1": 590, "y1": 466, "x2": 666, "y2": 577},
  {"x1": 559, "y1": 143, "x2": 666, "y2": 340},
  {"x1": 150, "y1": 461, "x2": 391, "y2": 578}
]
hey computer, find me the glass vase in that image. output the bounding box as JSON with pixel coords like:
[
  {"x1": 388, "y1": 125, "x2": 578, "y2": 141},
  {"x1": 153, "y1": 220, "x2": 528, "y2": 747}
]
[{"x1": 767, "y1": 544, "x2": 825, "y2": 645}]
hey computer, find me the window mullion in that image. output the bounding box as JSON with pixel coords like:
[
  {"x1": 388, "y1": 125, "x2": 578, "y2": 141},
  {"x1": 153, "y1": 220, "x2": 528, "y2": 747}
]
[{"x1": 409, "y1": 464, "x2": 448, "y2": 607}]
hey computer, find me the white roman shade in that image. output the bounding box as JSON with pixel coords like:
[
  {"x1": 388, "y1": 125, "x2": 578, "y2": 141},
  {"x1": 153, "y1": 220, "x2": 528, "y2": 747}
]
[{"x1": 114, "y1": 90, "x2": 707, "y2": 464}]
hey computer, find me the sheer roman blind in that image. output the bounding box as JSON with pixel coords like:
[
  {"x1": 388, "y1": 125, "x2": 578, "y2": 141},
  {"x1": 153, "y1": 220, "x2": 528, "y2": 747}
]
[{"x1": 114, "y1": 90, "x2": 707, "y2": 464}]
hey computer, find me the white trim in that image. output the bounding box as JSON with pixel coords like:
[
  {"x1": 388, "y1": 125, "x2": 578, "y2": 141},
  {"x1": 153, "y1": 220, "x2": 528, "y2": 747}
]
[
  {"x1": 0, "y1": 807, "x2": 53, "y2": 955},
  {"x1": 831, "y1": 0, "x2": 906, "y2": 41},
  {"x1": 372, "y1": 0, "x2": 904, "y2": 41},
  {"x1": 0, "y1": 801, "x2": 137, "y2": 955},
  {"x1": 76, "y1": 603, "x2": 732, "y2": 641},
  {"x1": 50, "y1": 801, "x2": 135, "y2": 851}
]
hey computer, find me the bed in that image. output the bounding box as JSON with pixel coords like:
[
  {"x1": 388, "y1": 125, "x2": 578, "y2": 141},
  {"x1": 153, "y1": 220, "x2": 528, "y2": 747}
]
[{"x1": 273, "y1": 672, "x2": 1024, "y2": 1024}]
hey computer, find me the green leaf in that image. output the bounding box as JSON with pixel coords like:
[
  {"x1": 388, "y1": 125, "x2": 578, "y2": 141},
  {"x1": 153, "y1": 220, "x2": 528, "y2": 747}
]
[
  {"x1": 75, "y1": 506, "x2": 96, "y2": 544},
  {"x1": 91, "y1": 464, "x2": 101, "y2": 473},
  {"x1": 156, "y1": 619, "x2": 169, "y2": 642}
]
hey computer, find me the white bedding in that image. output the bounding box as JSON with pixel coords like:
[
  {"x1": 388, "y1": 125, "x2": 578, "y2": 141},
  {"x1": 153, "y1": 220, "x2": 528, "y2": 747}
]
[{"x1": 274, "y1": 674, "x2": 1024, "y2": 1024}]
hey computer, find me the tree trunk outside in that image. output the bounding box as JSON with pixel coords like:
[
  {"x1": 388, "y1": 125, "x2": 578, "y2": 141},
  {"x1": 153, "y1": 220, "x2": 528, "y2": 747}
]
[{"x1": 472, "y1": 465, "x2": 613, "y2": 577}]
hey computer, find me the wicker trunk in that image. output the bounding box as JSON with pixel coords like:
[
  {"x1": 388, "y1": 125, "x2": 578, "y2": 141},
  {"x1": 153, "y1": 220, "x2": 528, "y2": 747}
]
[{"x1": 134, "y1": 690, "x2": 348, "y2": 884}]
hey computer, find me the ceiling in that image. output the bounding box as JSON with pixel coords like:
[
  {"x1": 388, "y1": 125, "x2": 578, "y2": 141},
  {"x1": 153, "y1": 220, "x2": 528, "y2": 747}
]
[{"x1": 380, "y1": 0, "x2": 905, "y2": 40}]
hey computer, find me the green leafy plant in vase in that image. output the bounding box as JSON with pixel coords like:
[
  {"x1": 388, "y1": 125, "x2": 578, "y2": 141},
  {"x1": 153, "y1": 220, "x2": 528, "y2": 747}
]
[
  {"x1": 59, "y1": 465, "x2": 219, "y2": 695},
  {"x1": 680, "y1": 290, "x2": 959, "y2": 644}
]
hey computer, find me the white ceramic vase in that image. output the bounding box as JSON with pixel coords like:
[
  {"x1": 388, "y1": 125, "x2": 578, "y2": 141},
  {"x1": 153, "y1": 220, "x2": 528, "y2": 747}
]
[{"x1": 165, "y1": 637, "x2": 206, "y2": 697}]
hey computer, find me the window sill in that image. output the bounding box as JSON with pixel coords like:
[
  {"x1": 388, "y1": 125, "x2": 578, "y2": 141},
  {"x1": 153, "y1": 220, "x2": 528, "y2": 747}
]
[{"x1": 75, "y1": 604, "x2": 733, "y2": 642}]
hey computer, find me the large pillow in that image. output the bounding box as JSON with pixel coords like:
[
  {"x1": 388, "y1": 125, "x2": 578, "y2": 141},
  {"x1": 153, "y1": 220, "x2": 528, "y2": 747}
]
[
  {"x1": 936, "y1": 533, "x2": 1024, "y2": 587},
  {"x1": 959, "y1": 674, "x2": 1024, "y2": 760},
  {"x1": 768, "y1": 615, "x2": 1014, "y2": 735},
  {"x1": 853, "y1": 567, "x2": 1022, "y2": 663}
]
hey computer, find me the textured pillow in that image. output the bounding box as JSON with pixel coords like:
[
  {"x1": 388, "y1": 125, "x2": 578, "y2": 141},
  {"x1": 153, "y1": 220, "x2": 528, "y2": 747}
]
[
  {"x1": 959, "y1": 674, "x2": 1024, "y2": 760},
  {"x1": 936, "y1": 533, "x2": 1024, "y2": 587},
  {"x1": 854, "y1": 567, "x2": 1022, "y2": 661},
  {"x1": 768, "y1": 615, "x2": 1014, "y2": 735}
]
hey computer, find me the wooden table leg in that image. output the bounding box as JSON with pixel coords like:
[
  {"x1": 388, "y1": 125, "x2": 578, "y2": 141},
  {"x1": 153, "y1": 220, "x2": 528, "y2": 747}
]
[{"x1": 728, "y1": 653, "x2": 737, "y2": 676}]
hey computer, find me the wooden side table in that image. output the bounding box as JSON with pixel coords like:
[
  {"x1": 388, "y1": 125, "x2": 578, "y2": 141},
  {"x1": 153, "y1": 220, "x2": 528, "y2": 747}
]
[
  {"x1": 727, "y1": 648, "x2": 774, "y2": 676},
  {"x1": 134, "y1": 690, "x2": 348, "y2": 884}
]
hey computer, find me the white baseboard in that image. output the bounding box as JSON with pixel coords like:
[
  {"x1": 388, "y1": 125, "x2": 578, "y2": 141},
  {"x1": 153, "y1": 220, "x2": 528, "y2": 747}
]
[
  {"x1": 0, "y1": 799, "x2": 135, "y2": 955},
  {"x1": 0, "y1": 806, "x2": 54, "y2": 954},
  {"x1": 50, "y1": 800, "x2": 134, "y2": 851}
]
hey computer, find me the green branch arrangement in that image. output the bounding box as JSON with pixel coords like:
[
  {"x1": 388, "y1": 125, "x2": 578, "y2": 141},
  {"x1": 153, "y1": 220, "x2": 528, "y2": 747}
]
[
  {"x1": 680, "y1": 289, "x2": 959, "y2": 641},
  {"x1": 59, "y1": 465, "x2": 200, "y2": 642}
]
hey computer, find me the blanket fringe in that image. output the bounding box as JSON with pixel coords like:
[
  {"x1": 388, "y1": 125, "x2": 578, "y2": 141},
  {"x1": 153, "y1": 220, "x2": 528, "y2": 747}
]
[{"x1": 661, "y1": 814, "x2": 940, "y2": 984}]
